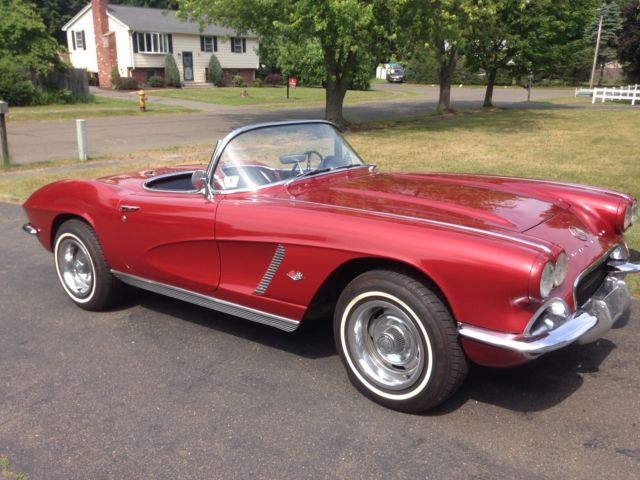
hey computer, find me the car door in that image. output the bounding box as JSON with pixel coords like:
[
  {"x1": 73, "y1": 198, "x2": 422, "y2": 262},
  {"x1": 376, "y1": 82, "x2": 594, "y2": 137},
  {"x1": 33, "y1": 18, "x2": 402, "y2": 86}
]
[{"x1": 114, "y1": 191, "x2": 220, "y2": 294}]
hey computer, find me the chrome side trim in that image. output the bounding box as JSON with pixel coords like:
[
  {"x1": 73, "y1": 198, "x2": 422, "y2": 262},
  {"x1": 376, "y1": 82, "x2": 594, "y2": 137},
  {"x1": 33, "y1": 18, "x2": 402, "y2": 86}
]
[
  {"x1": 111, "y1": 270, "x2": 300, "y2": 332},
  {"x1": 22, "y1": 223, "x2": 39, "y2": 235},
  {"x1": 255, "y1": 244, "x2": 285, "y2": 295},
  {"x1": 271, "y1": 198, "x2": 553, "y2": 254}
]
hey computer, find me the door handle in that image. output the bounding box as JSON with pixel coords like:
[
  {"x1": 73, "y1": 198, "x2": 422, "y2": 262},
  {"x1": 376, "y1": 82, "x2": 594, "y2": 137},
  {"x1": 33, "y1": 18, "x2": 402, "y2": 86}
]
[{"x1": 119, "y1": 205, "x2": 140, "y2": 213}]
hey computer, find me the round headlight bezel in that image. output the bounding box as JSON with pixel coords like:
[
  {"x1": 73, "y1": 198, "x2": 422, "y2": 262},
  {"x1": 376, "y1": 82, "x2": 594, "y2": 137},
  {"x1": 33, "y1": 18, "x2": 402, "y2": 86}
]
[
  {"x1": 539, "y1": 261, "x2": 555, "y2": 299},
  {"x1": 553, "y1": 252, "x2": 568, "y2": 287}
]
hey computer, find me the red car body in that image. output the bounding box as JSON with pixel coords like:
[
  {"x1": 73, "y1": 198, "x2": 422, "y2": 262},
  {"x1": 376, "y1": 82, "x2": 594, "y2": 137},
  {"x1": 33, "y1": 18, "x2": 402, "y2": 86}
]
[{"x1": 22, "y1": 120, "x2": 639, "y2": 411}]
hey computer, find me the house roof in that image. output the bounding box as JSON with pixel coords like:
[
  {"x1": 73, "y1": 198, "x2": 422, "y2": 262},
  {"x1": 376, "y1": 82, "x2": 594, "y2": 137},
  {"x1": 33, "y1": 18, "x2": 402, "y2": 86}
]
[{"x1": 63, "y1": 3, "x2": 254, "y2": 37}]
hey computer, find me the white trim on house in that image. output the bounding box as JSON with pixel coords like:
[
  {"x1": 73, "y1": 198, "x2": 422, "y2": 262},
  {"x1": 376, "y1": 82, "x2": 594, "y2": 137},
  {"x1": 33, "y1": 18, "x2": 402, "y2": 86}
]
[{"x1": 62, "y1": 3, "x2": 92, "y2": 31}]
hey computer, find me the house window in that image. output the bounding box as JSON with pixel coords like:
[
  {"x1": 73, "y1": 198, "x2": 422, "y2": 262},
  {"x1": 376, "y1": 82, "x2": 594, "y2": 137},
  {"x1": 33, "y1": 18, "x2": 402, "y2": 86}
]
[
  {"x1": 134, "y1": 32, "x2": 169, "y2": 54},
  {"x1": 231, "y1": 37, "x2": 246, "y2": 53},
  {"x1": 201, "y1": 36, "x2": 217, "y2": 53},
  {"x1": 73, "y1": 31, "x2": 86, "y2": 50}
]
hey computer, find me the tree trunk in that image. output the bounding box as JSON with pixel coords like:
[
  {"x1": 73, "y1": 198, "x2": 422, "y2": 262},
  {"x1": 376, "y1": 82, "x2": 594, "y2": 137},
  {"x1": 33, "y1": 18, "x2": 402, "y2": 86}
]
[
  {"x1": 325, "y1": 76, "x2": 349, "y2": 127},
  {"x1": 437, "y1": 47, "x2": 458, "y2": 113},
  {"x1": 483, "y1": 68, "x2": 497, "y2": 108}
]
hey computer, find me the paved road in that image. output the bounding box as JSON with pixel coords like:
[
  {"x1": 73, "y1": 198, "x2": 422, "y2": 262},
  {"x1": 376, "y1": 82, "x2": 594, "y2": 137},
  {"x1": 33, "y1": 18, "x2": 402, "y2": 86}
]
[
  {"x1": 6, "y1": 86, "x2": 575, "y2": 165},
  {"x1": 1, "y1": 202, "x2": 639, "y2": 479}
]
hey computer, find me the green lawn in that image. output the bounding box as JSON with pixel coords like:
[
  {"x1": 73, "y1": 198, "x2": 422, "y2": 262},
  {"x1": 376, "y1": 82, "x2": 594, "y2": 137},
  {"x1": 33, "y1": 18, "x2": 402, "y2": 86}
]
[
  {"x1": 149, "y1": 85, "x2": 416, "y2": 106},
  {"x1": 6, "y1": 96, "x2": 197, "y2": 122}
]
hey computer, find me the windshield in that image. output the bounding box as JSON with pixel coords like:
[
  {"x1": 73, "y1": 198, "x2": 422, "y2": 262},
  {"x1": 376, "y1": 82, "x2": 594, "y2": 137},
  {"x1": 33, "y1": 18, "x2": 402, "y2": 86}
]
[{"x1": 211, "y1": 122, "x2": 365, "y2": 191}]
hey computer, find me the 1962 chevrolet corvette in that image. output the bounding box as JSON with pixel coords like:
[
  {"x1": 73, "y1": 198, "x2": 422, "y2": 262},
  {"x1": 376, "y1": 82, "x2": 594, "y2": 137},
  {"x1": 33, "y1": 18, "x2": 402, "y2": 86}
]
[{"x1": 23, "y1": 120, "x2": 639, "y2": 412}]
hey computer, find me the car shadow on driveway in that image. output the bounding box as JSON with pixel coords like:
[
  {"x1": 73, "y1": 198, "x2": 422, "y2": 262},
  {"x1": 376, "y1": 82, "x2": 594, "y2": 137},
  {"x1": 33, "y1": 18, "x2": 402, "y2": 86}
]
[
  {"x1": 115, "y1": 288, "x2": 621, "y2": 414},
  {"x1": 432, "y1": 337, "x2": 618, "y2": 415},
  {"x1": 125, "y1": 289, "x2": 337, "y2": 360}
]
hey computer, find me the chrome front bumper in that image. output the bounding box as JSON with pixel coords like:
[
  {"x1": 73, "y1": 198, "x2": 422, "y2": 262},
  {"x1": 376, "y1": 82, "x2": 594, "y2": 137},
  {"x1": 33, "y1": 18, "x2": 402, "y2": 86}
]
[{"x1": 458, "y1": 262, "x2": 638, "y2": 358}]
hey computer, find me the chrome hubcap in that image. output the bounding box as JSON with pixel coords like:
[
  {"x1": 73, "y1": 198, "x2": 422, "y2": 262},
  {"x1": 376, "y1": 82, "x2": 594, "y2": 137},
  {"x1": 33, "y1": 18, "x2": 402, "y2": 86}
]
[
  {"x1": 57, "y1": 238, "x2": 93, "y2": 298},
  {"x1": 346, "y1": 298, "x2": 424, "y2": 390}
]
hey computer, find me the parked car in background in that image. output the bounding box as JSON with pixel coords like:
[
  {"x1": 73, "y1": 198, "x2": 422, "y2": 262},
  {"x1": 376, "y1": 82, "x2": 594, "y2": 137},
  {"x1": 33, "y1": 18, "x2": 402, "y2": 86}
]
[
  {"x1": 387, "y1": 65, "x2": 405, "y2": 83},
  {"x1": 22, "y1": 120, "x2": 639, "y2": 412}
]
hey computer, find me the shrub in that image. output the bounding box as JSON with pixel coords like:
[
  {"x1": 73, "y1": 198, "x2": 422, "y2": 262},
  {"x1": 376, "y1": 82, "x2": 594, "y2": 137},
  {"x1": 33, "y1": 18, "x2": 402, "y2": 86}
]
[
  {"x1": 110, "y1": 66, "x2": 121, "y2": 89},
  {"x1": 165, "y1": 54, "x2": 181, "y2": 87},
  {"x1": 114, "y1": 77, "x2": 139, "y2": 90},
  {"x1": 207, "y1": 54, "x2": 224, "y2": 86},
  {"x1": 264, "y1": 73, "x2": 283, "y2": 85},
  {"x1": 0, "y1": 59, "x2": 37, "y2": 106},
  {"x1": 148, "y1": 75, "x2": 164, "y2": 88},
  {"x1": 253, "y1": 78, "x2": 263, "y2": 88},
  {"x1": 232, "y1": 75, "x2": 244, "y2": 87}
]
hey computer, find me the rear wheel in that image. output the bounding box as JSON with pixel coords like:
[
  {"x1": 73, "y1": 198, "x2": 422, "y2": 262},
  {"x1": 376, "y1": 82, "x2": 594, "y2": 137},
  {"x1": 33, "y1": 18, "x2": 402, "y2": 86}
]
[
  {"x1": 334, "y1": 270, "x2": 468, "y2": 412},
  {"x1": 54, "y1": 219, "x2": 123, "y2": 311}
]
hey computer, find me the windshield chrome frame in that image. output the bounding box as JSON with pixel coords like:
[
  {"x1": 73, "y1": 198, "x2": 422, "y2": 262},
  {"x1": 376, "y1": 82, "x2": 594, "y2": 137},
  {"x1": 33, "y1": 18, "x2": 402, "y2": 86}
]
[{"x1": 204, "y1": 120, "x2": 357, "y2": 195}]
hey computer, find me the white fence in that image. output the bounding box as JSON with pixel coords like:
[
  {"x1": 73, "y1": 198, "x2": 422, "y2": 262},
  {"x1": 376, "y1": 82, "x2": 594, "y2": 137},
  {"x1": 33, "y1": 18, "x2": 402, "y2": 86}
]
[{"x1": 591, "y1": 85, "x2": 639, "y2": 105}]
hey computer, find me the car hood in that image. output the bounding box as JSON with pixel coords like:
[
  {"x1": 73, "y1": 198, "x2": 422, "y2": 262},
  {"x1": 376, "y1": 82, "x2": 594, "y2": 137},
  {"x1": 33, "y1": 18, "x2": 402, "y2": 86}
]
[{"x1": 287, "y1": 171, "x2": 564, "y2": 233}]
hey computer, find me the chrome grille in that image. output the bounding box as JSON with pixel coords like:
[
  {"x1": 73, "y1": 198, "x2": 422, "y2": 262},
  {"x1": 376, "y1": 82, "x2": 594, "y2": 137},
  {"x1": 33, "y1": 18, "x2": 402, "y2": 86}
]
[{"x1": 575, "y1": 260, "x2": 608, "y2": 307}]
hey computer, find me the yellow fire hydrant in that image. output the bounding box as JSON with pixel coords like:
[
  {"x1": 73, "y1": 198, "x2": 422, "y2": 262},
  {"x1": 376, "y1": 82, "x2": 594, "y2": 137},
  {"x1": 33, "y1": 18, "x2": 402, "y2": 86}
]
[{"x1": 138, "y1": 89, "x2": 146, "y2": 112}]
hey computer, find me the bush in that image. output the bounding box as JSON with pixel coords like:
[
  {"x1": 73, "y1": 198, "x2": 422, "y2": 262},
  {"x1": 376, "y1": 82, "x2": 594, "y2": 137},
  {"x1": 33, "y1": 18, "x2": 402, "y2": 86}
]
[
  {"x1": 232, "y1": 75, "x2": 244, "y2": 87},
  {"x1": 114, "y1": 77, "x2": 139, "y2": 90},
  {"x1": 207, "y1": 55, "x2": 224, "y2": 86},
  {"x1": 165, "y1": 54, "x2": 181, "y2": 87},
  {"x1": 253, "y1": 78, "x2": 263, "y2": 88},
  {"x1": 264, "y1": 73, "x2": 283, "y2": 85},
  {"x1": 110, "y1": 66, "x2": 121, "y2": 89},
  {"x1": 0, "y1": 59, "x2": 38, "y2": 106},
  {"x1": 148, "y1": 75, "x2": 164, "y2": 88}
]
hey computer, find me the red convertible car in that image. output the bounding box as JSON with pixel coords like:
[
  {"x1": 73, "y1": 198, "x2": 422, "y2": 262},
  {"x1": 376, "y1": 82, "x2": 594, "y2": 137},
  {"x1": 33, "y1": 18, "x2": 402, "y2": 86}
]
[{"x1": 23, "y1": 120, "x2": 639, "y2": 412}]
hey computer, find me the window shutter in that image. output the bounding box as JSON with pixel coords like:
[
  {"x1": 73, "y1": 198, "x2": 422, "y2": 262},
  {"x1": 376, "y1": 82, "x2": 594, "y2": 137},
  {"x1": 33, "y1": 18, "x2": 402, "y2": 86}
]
[
  {"x1": 231, "y1": 38, "x2": 234, "y2": 52},
  {"x1": 200, "y1": 36, "x2": 204, "y2": 52},
  {"x1": 214, "y1": 36, "x2": 217, "y2": 52},
  {"x1": 242, "y1": 38, "x2": 246, "y2": 53},
  {"x1": 132, "y1": 33, "x2": 138, "y2": 53},
  {"x1": 72, "y1": 31, "x2": 76, "y2": 50},
  {"x1": 168, "y1": 34, "x2": 173, "y2": 53},
  {"x1": 81, "y1": 31, "x2": 86, "y2": 50}
]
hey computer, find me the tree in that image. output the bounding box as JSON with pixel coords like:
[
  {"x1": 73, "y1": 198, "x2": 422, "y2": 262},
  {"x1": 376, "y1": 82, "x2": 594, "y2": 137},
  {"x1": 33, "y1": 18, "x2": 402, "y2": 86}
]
[
  {"x1": 586, "y1": 0, "x2": 623, "y2": 85},
  {"x1": 176, "y1": 0, "x2": 396, "y2": 126},
  {"x1": 165, "y1": 54, "x2": 181, "y2": 87},
  {"x1": 618, "y1": 0, "x2": 640, "y2": 82},
  {"x1": 207, "y1": 54, "x2": 224, "y2": 86},
  {"x1": 465, "y1": 0, "x2": 599, "y2": 107},
  {"x1": 0, "y1": 0, "x2": 63, "y2": 77},
  {"x1": 400, "y1": 0, "x2": 475, "y2": 113}
]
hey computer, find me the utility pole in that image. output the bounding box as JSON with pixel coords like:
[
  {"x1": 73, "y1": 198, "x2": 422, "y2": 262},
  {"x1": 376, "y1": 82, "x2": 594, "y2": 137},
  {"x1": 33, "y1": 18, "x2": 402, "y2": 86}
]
[{"x1": 590, "y1": 15, "x2": 604, "y2": 89}]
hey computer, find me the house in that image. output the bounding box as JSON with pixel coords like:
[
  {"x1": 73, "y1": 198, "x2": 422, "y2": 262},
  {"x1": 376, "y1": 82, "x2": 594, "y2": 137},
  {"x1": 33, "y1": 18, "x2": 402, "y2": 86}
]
[{"x1": 62, "y1": 0, "x2": 260, "y2": 88}]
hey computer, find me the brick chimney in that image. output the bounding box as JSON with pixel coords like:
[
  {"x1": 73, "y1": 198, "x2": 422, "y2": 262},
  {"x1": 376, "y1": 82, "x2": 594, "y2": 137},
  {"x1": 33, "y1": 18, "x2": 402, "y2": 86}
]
[{"x1": 92, "y1": 0, "x2": 118, "y2": 88}]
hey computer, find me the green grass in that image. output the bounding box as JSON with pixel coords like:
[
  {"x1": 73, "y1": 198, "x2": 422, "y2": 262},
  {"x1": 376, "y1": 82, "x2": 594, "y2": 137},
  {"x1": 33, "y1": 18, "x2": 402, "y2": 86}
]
[
  {"x1": 149, "y1": 85, "x2": 416, "y2": 106},
  {"x1": 6, "y1": 96, "x2": 198, "y2": 122}
]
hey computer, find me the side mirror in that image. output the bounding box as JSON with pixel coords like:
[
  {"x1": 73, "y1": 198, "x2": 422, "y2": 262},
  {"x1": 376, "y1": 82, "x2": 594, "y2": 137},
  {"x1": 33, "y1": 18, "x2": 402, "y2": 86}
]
[{"x1": 191, "y1": 170, "x2": 210, "y2": 196}]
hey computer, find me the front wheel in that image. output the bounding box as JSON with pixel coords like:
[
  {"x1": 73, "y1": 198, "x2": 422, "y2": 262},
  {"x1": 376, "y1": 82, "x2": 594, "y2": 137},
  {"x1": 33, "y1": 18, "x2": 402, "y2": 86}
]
[
  {"x1": 334, "y1": 270, "x2": 468, "y2": 412},
  {"x1": 54, "y1": 219, "x2": 124, "y2": 311}
]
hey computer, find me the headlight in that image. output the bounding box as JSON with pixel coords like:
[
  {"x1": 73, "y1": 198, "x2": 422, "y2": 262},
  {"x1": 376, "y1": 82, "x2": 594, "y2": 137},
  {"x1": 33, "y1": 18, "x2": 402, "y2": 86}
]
[
  {"x1": 553, "y1": 252, "x2": 568, "y2": 287},
  {"x1": 539, "y1": 261, "x2": 555, "y2": 298}
]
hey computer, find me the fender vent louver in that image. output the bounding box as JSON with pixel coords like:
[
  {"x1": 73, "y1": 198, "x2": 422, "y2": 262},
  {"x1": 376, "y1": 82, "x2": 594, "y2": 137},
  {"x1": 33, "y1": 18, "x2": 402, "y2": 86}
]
[{"x1": 255, "y1": 244, "x2": 285, "y2": 295}]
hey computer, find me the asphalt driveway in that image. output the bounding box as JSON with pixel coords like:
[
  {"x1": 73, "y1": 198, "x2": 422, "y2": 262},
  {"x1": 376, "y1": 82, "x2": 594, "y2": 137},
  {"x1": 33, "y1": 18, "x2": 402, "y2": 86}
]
[{"x1": 1, "y1": 202, "x2": 639, "y2": 479}]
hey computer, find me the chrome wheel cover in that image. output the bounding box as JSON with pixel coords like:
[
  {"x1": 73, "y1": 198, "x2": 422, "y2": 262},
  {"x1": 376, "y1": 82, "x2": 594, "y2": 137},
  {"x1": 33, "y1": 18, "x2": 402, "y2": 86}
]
[
  {"x1": 346, "y1": 297, "x2": 425, "y2": 390},
  {"x1": 57, "y1": 237, "x2": 94, "y2": 298}
]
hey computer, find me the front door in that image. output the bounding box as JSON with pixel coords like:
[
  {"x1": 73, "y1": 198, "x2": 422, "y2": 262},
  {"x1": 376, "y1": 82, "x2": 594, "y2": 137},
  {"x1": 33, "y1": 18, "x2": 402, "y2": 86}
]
[{"x1": 182, "y1": 52, "x2": 193, "y2": 81}]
